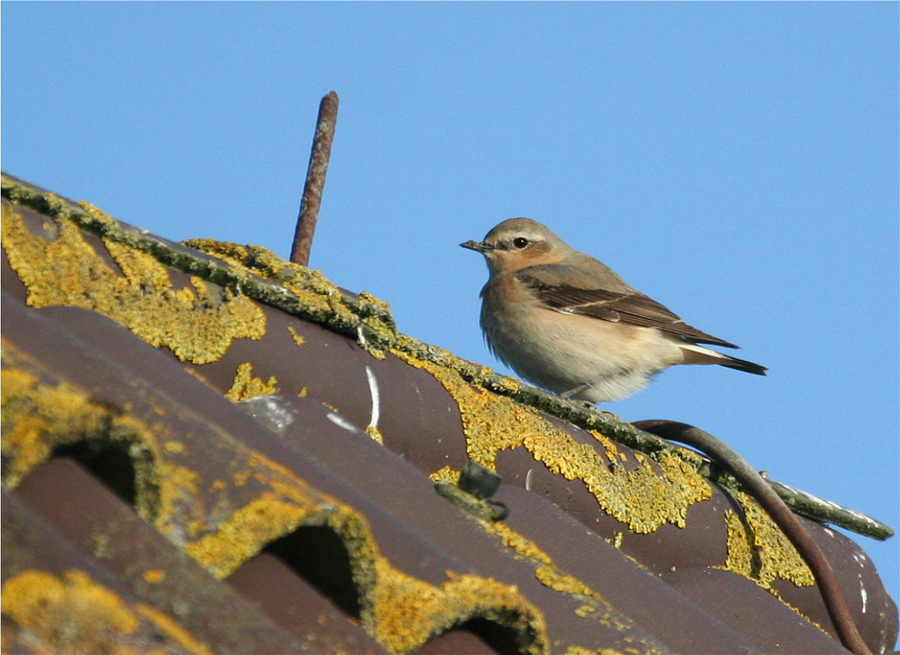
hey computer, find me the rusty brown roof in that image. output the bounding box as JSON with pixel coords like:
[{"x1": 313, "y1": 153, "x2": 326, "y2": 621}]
[{"x1": 2, "y1": 173, "x2": 897, "y2": 654}]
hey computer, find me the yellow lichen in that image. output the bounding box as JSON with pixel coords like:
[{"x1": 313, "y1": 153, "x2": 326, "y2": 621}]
[
  {"x1": 0, "y1": 178, "x2": 743, "y2": 652},
  {"x1": 534, "y1": 566, "x2": 595, "y2": 598},
  {"x1": 372, "y1": 566, "x2": 547, "y2": 655},
  {"x1": 0, "y1": 569, "x2": 214, "y2": 655},
  {"x1": 225, "y1": 362, "x2": 279, "y2": 402},
  {"x1": 1, "y1": 570, "x2": 139, "y2": 651},
  {"x1": 183, "y1": 239, "x2": 397, "y2": 359},
  {"x1": 479, "y1": 521, "x2": 661, "y2": 650},
  {"x1": 1, "y1": 347, "x2": 195, "y2": 530},
  {"x1": 609, "y1": 532, "x2": 624, "y2": 550},
  {"x1": 429, "y1": 466, "x2": 461, "y2": 485},
  {"x1": 184, "y1": 493, "x2": 331, "y2": 578},
  {"x1": 720, "y1": 491, "x2": 815, "y2": 590},
  {"x1": 0, "y1": 358, "x2": 135, "y2": 486},
  {"x1": 288, "y1": 325, "x2": 306, "y2": 346},
  {"x1": 164, "y1": 440, "x2": 186, "y2": 454},
  {"x1": 365, "y1": 425, "x2": 385, "y2": 445},
  {"x1": 1, "y1": 203, "x2": 266, "y2": 365},
  {"x1": 487, "y1": 521, "x2": 554, "y2": 566},
  {"x1": 715, "y1": 491, "x2": 830, "y2": 632},
  {"x1": 142, "y1": 569, "x2": 166, "y2": 584},
  {"x1": 392, "y1": 349, "x2": 712, "y2": 534},
  {"x1": 171, "y1": 444, "x2": 550, "y2": 652}
]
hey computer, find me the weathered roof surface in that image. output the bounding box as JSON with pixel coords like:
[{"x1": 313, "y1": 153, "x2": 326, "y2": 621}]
[{"x1": 2, "y1": 173, "x2": 897, "y2": 654}]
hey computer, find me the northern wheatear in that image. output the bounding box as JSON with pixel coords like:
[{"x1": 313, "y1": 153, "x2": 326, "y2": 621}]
[{"x1": 461, "y1": 218, "x2": 766, "y2": 403}]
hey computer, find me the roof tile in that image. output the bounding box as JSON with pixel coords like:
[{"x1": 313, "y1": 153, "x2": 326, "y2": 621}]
[{"x1": 2, "y1": 174, "x2": 896, "y2": 653}]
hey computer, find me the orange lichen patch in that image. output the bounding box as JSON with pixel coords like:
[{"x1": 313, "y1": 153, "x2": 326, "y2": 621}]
[
  {"x1": 1, "y1": 202, "x2": 266, "y2": 365},
  {"x1": 372, "y1": 566, "x2": 547, "y2": 655},
  {"x1": 392, "y1": 348, "x2": 712, "y2": 534},
  {"x1": 365, "y1": 425, "x2": 385, "y2": 445},
  {"x1": 429, "y1": 466, "x2": 461, "y2": 485},
  {"x1": 225, "y1": 362, "x2": 279, "y2": 402},
  {"x1": 720, "y1": 491, "x2": 815, "y2": 591},
  {"x1": 1, "y1": 569, "x2": 213, "y2": 655},
  {"x1": 142, "y1": 569, "x2": 166, "y2": 584},
  {"x1": 2, "y1": 345, "x2": 545, "y2": 651},
  {"x1": 174, "y1": 444, "x2": 549, "y2": 653},
  {"x1": 0, "y1": 346, "x2": 197, "y2": 528},
  {"x1": 164, "y1": 440, "x2": 186, "y2": 454},
  {"x1": 288, "y1": 325, "x2": 306, "y2": 346},
  {"x1": 487, "y1": 523, "x2": 604, "y2": 612},
  {"x1": 478, "y1": 522, "x2": 661, "y2": 650},
  {"x1": 184, "y1": 494, "x2": 336, "y2": 578},
  {"x1": 1, "y1": 570, "x2": 139, "y2": 651}
]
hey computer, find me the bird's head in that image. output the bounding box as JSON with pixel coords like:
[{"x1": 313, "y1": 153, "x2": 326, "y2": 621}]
[{"x1": 460, "y1": 218, "x2": 568, "y2": 275}]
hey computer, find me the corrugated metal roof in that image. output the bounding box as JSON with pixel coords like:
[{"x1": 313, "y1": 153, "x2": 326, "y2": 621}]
[{"x1": 2, "y1": 174, "x2": 896, "y2": 654}]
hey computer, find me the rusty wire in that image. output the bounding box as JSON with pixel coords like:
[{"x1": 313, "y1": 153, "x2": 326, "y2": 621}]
[{"x1": 632, "y1": 419, "x2": 873, "y2": 655}]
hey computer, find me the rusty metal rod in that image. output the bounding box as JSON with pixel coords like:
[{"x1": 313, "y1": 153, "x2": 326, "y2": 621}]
[{"x1": 290, "y1": 91, "x2": 339, "y2": 267}]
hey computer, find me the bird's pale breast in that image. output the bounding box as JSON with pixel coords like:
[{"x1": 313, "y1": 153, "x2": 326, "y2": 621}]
[{"x1": 479, "y1": 274, "x2": 683, "y2": 402}]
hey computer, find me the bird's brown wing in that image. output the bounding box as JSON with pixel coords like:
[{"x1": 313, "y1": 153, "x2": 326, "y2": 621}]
[{"x1": 518, "y1": 272, "x2": 739, "y2": 348}]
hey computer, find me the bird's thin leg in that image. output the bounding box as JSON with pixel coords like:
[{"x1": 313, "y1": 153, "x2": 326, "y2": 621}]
[{"x1": 560, "y1": 383, "x2": 591, "y2": 400}]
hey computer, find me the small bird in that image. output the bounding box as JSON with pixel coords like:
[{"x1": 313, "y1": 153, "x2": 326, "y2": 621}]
[{"x1": 460, "y1": 218, "x2": 766, "y2": 403}]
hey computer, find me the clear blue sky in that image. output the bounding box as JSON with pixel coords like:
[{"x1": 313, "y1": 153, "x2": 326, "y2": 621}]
[{"x1": 4, "y1": 3, "x2": 898, "y2": 613}]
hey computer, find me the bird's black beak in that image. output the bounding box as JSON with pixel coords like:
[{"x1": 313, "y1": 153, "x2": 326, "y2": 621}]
[{"x1": 460, "y1": 240, "x2": 490, "y2": 253}]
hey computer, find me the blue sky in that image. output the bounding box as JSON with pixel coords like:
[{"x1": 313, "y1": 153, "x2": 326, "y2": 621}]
[{"x1": 4, "y1": 3, "x2": 898, "y2": 615}]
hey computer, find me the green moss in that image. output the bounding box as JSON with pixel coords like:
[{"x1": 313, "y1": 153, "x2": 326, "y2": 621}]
[{"x1": 183, "y1": 238, "x2": 397, "y2": 359}]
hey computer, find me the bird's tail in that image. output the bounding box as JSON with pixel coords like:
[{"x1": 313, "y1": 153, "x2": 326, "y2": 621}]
[{"x1": 679, "y1": 344, "x2": 767, "y2": 376}]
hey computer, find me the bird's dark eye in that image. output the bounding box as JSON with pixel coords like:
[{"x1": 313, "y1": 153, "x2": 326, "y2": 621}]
[{"x1": 513, "y1": 237, "x2": 529, "y2": 249}]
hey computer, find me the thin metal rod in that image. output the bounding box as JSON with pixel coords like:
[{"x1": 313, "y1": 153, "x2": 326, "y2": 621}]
[{"x1": 290, "y1": 91, "x2": 339, "y2": 267}]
